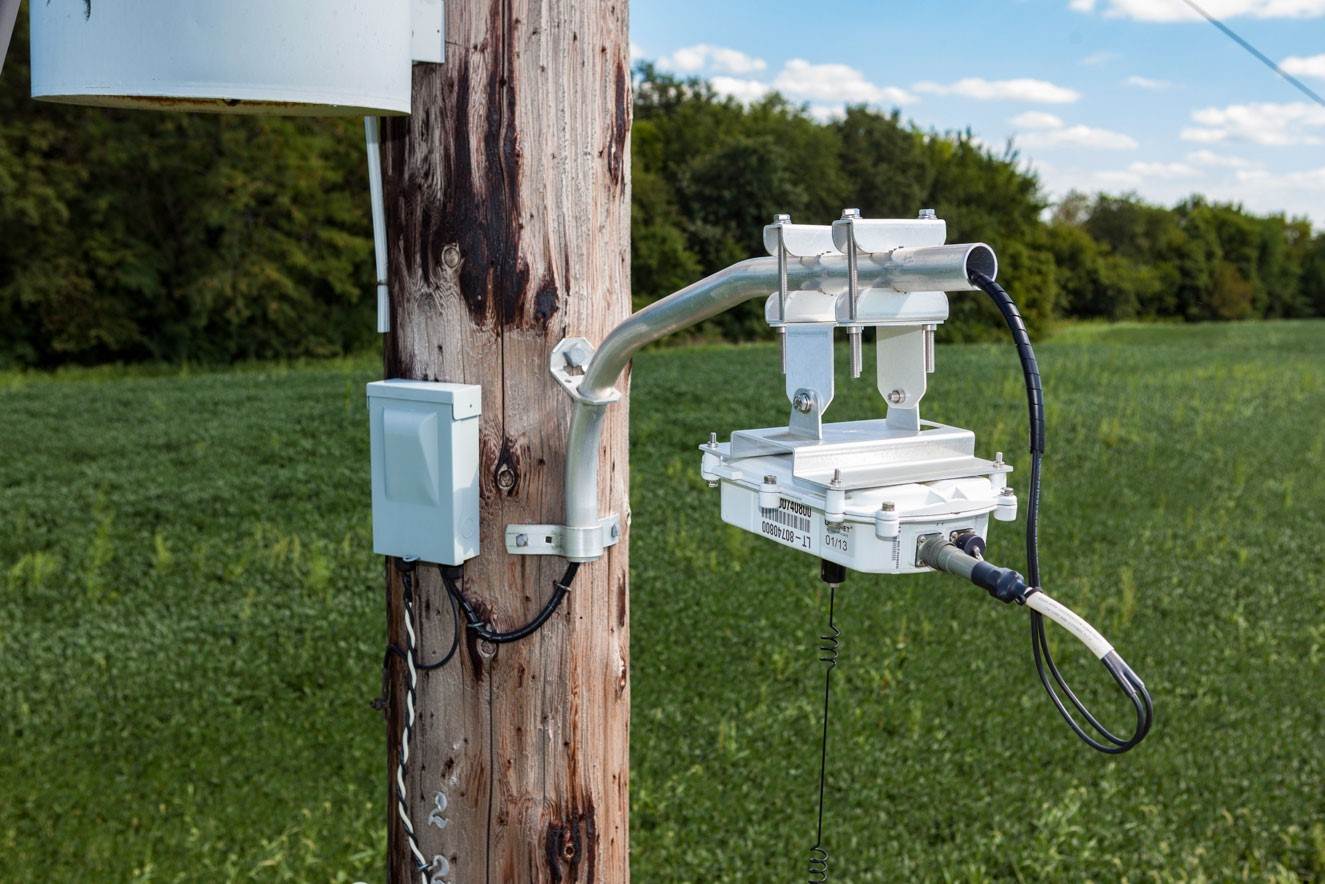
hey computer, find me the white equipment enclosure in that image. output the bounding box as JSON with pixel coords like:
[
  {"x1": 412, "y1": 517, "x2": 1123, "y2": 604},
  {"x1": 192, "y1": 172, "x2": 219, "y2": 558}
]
[
  {"x1": 367, "y1": 381, "x2": 482, "y2": 567},
  {"x1": 29, "y1": 0, "x2": 424, "y2": 116}
]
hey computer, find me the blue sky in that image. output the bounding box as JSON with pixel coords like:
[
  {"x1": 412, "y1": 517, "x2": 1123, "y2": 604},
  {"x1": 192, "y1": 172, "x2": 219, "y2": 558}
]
[{"x1": 631, "y1": 0, "x2": 1325, "y2": 227}]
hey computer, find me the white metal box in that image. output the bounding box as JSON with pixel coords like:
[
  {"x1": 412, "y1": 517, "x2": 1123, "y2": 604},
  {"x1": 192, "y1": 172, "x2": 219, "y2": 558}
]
[
  {"x1": 31, "y1": 0, "x2": 412, "y2": 115},
  {"x1": 367, "y1": 380, "x2": 481, "y2": 565}
]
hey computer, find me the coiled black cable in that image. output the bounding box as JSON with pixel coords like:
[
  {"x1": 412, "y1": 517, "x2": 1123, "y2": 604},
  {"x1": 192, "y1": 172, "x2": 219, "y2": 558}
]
[
  {"x1": 441, "y1": 563, "x2": 580, "y2": 645},
  {"x1": 807, "y1": 583, "x2": 840, "y2": 882},
  {"x1": 969, "y1": 269, "x2": 1152, "y2": 754}
]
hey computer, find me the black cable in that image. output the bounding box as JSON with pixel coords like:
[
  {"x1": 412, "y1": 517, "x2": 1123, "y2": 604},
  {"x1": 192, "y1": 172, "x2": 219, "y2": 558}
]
[
  {"x1": 391, "y1": 565, "x2": 463, "y2": 671},
  {"x1": 807, "y1": 581, "x2": 840, "y2": 883},
  {"x1": 969, "y1": 269, "x2": 1152, "y2": 754},
  {"x1": 441, "y1": 563, "x2": 580, "y2": 645}
]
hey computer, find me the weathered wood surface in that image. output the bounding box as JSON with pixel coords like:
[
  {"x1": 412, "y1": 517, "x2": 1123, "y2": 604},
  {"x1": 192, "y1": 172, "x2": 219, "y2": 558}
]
[{"x1": 381, "y1": 0, "x2": 631, "y2": 881}]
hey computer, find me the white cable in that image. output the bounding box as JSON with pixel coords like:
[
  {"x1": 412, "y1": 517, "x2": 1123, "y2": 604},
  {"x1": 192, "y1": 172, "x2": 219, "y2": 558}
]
[
  {"x1": 1025, "y1": 591, "x2": 1114, "y2": 660},
  {"x1": 396, "y1": 570, "x2": 429, "y2": 884}
]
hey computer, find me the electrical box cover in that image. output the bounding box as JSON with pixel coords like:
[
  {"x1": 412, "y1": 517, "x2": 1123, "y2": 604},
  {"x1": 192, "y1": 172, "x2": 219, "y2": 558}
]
[{"x1": 367, "y1": 380, "x2": 481, "y2": 565}]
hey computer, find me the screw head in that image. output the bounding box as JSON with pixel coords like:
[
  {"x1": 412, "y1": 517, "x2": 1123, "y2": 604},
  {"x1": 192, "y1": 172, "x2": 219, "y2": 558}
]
[
  {"x1": 880, "y1": 501, "x2": 896, "y2": 512},
  {"x1": 887, "y1": 389, "x2": 906, "y2": 404},
  {"x1": 793, "y1": 390, "x2": 814, "y2": 413},
  {"x1": 764, "y1": 474, "x2": 777, "y2": 485},
  {"x1": 610, "y1": 524, "x2": 620, "y2": 539},
  {"x1": 495, "y1": 464, "x2": 517, "y2": 490},
  {"x1": 515, "y1": 533, "x2": 529, "y2": 548}
]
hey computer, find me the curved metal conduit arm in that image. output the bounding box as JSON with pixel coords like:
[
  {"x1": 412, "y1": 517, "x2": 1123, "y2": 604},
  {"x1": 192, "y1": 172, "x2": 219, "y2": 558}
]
[
  {"x1": 507, "y1": 242, "x2": 995, "y2": 562},
  {"x1": 547, "y1": 255, "x2": 845, "y2": 561}
]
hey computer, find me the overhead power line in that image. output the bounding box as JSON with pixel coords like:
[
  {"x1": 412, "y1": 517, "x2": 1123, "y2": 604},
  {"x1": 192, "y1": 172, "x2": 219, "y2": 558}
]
[{"x1": 1179, "y1": 0, "x2": 1325, "y2": 110}]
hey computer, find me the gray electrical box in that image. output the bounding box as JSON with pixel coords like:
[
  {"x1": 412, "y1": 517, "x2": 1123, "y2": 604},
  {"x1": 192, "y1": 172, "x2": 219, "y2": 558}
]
[{"x1": 367, "y1": 380, "x2": 481, "y2": 565}]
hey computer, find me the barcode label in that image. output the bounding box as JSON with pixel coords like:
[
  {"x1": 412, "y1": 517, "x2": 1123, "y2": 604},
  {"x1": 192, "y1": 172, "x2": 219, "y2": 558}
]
[{"x1": 760, "y1": 498, "x2": 813, "y2": 550}]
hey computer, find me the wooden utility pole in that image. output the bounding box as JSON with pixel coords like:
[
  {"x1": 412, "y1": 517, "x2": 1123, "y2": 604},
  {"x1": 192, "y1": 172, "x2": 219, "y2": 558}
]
[{"x1": 380, "y1": 1, "x2": 631, "y2": 881}]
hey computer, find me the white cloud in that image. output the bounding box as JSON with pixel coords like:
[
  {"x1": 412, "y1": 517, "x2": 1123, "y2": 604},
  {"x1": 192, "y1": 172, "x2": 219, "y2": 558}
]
[
  {"x1": 914, "y1": 77, "x2": 1081, "y2": 104},
  {"x1": 1236, "y1": 166, "x2": 1325, "y2": 187},
  {"x1": 630, "y1": 41, "x2": 645, "y2": 62},
  {"x1": 774, "y1": 58, "x2": 916, "y2": 105},
  {"x1": 1181, "y1": 126, "x2": 1229, "y2": 143},
  {"x1": 1187, "y1": 101, "x2": 1325, "y2": 145},
  {"x1": 1080, "y1": 50, "x2": 1119, "y2": 66},
  {"x1": 1021, "y1": 124, "x2": 1139, "y2": 149},
  {"x1": 1070, "y1": 0, "x2": 1325, "y2": 21},
  {"x1": 659, "y1": 43, "x2": 766, "y2": 75},
  {"x1": 710, "y1": 76, "x2": 772, "y2": 103},
  {"x1": 1282, "y1": 53, "x2": 1325, "y2": 79},
  {"x1": 1228, "y1": 166, "x2": 1325, "y2": 220},
  {"x1": 807, "y1": 104, "x2": 848, "y2": 123},
  {"x1": 1127, "y1": 160, "x2": 1200, "y2": 177},
  {"x1": 705, "y1": 58, "x2": 916, "y2": 111},
  {"x1": 1033, "y1": 153, "x2": 1324, "y2": 228},
  {"x1": 1011, "y1": 111, "x2": 1065, "y2": 129},
  {"x1": 1187, "y1": 149, "x2": 1255, "y2": 168},
  {"x1": 1010, "y1": 112, "x2": 1138, "y2": 149},
  {"x1": 1125, "y1": 75, "x2": 1175, "y2": 90}
]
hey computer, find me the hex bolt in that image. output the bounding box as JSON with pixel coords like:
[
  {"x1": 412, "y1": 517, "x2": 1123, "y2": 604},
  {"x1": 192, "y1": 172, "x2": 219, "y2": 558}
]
[
  {"x1": 831, "y1": 468, "x2": 843, "y2": 487},
  {"x1": 764, "y1": 474, "x2": 777, "y2": 485},
  {"x1": 793, "y1": 390, "x2": 814, "y2": 414},
  {"x1": 994, "y1": 451, "x2": 1005, "y2": 467},
  {"x1": 887, "y1": 389, "x2": 906, "y2": 405},
  {"x1": 515, "y1": 533, "x2": 529, "y2": 548},
  {"x1": 1001, "y1": 486, "x2": 1016, "y2": 497},
  {"x1": 495, "y1": 464, "x2": 517, "y2": 491},
  {"x1": 841, "y1": 207, "x2": 861, "y2": 219},
  {"x1": 919, "y1": 208, "x2": 937, "y2": 220},
  {"x1": 709, "y1": 431, "x2": 718, "y2": 447},
  {"x1": 773, "y1": 212, "x2": 791, "y2": 224},
  {"x1": 880, "y1": 501, "x2": 896, "y2": 512}
]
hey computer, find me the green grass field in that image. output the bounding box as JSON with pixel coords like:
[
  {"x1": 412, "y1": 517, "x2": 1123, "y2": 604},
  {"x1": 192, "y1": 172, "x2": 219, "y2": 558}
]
[{"x1": 2, "y1": 322, "x2": 1323, "y2": 882}]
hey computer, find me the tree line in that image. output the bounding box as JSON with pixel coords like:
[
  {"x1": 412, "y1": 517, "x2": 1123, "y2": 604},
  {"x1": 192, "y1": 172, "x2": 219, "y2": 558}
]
[
  {"x1": 1, "y1": 17, "x2": 1321, "y2": 367},
  {"x1": 632, "y1": 65, "x2": 1325, "y2": 341}
]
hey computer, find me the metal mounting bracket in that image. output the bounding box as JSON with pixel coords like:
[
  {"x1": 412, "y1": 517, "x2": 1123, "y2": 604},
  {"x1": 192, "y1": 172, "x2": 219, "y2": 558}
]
[
  {"x1": 505, "y1": 515, "x2": 622, "y2": 561},
  {"x1": 411, "y1": 0, "x2": 446, "y2": 64},
  {"x1": 551, "y1": 337, "x2": 622, "y2": 405},
  {"x1": 0, "y1": 0, "x2": 19, "y2": 77}
]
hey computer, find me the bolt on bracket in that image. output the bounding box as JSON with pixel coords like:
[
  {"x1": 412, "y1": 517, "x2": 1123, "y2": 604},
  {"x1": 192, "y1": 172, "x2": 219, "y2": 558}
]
[{"x1": 550, "y1": 337, "x2": 621, "y2": 406}]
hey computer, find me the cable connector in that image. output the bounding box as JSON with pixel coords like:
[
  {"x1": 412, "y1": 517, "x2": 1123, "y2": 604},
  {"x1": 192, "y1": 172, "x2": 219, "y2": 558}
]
[
  {"x1": 918, "y1": 536, "x2": 1033, "y2": 604},
  {"x1": 969, "y1": 560, "x2": 1034, "y2": 605}
]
